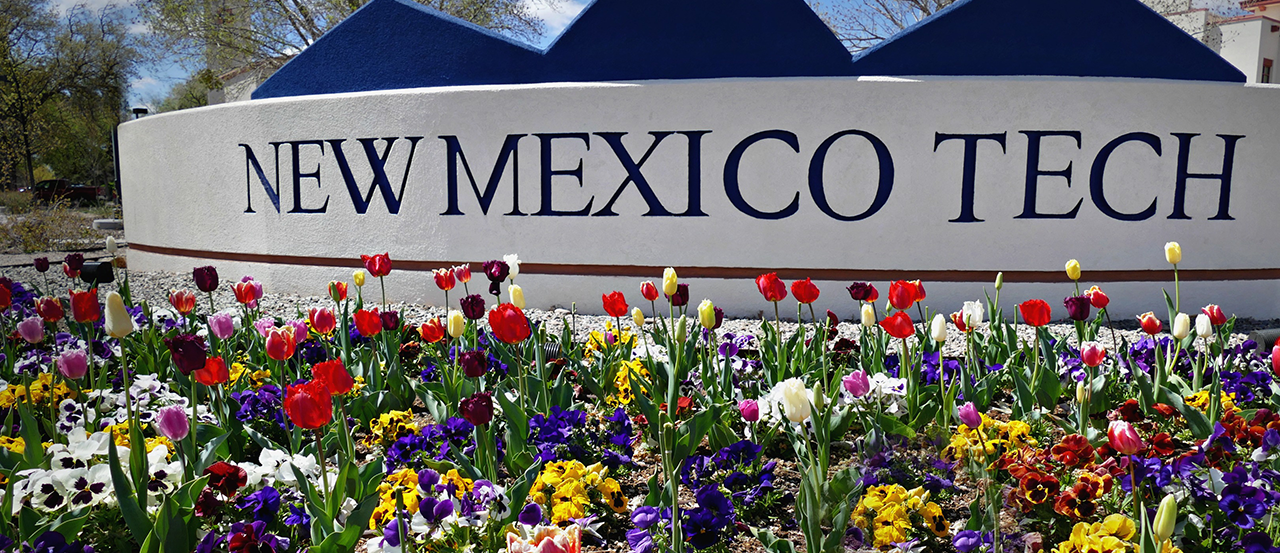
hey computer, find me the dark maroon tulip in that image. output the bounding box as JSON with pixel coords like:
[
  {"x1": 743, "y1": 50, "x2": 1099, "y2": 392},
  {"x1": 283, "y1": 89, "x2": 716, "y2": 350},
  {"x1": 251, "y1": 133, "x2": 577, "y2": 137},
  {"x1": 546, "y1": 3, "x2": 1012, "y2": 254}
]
[
  {"x1": 483, "y1": 260, "x2": 509, "y2": 283},
  {"x1": 713, "y1": 307, "x2": 725, "y2": 330},
  {"x1": 846, "y1": 282, "x2": 879, "y2": 302},
  {"x1": 33, "y1": 257, "x2": 49, "y2": 273},
  {"x1": 63, "y1": 253, "x2": 84, "y2": 273},
  {"x1": 668, "y1": 283, "x2": 689, "y2": 307},
  {"x1": 459, "y1": 391, "x2": 493, "y2": 426},
  {"x1": 460, "y1": 350, "x2": 487, "y2": 378},
  {"x1": 193, "y1": 266, "x2": 219, "y2": 293},
  {"x1": 460, "y1": 294, "x2": 485, "y2": 320},
  {"x1": 1064, "y1": 295, "x2": 1092, "y2": 322},
  {"x1": 381, "y1": 310, "x2": 400, "y2": 331},
  {"x1": 164, "y1": 333, "x2": 208, "y2": 376}
]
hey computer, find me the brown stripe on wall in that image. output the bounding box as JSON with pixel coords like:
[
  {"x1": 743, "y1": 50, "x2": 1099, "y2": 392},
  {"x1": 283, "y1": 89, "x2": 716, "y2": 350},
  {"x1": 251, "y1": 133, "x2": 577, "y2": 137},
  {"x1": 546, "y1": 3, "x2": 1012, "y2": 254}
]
[{"x1": 129, "y1": 243, "x2": 1280, "y2": 283}]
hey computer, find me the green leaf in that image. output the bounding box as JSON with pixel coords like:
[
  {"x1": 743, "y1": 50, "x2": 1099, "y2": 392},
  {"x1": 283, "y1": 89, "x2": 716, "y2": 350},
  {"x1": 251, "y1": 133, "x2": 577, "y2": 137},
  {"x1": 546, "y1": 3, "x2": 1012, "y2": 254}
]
[
  {"x1": 749, "y1": 526, "x2": 797, "y2": 553},
  {"x1": 874, "y1": 411, "x2": 915, "y2": 439},
  {"x1": 107, "y1": 435, "x2": 151, "y2": 542}
]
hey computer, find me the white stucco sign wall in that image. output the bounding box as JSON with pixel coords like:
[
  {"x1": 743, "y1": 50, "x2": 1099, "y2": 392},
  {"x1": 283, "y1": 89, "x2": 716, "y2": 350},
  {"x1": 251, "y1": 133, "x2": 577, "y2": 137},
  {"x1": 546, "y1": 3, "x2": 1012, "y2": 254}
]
[{"x1": 118, "y1": 77, "x2": 1280, "y2": 318}]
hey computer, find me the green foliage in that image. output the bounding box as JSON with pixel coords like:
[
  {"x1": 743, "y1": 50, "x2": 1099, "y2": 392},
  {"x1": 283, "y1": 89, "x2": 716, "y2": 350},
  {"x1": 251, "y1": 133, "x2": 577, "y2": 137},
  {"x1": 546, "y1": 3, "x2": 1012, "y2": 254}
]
[{"x1": 0, "y1": 200, "x2": 95, "y2": 251}]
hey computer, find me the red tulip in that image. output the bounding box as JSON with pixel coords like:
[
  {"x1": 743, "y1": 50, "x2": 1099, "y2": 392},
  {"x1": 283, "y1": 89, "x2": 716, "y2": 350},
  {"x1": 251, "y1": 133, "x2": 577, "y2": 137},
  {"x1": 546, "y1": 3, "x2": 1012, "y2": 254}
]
[
  {"x1": 453, "y1": 264, "x2": 472, "y2": 284},
  {"x1": 1080, "y1": 342, "x2": 1107, "y2": 368},
  {"x1": 233, "y1": 282, "x2": 257, "y2": 305},
  {"x1": 284, "y1": 380, "x2": 333, "y2": 429},
  {"x1": 313, "y1": 359, "x2": 354, "y2": 395},
  {"x1": 361, "y1": 253, "x2": 392, "y2": 278},
  {"x1": 354, "y1": 309, "x2": 382, "y2": 337},
  {"x1": 791, "y1": 279, "x2": 820, "y2": 304},
  {"x1": 433, "y1": 268, "x2": 456, "y2": 291},
  {"x1": 194, "y1": 357, "x2": 230, "y2": 386},
  {"x1": 1107, "y1": 421, "x2": 1144, "y2": 455},
  {"x1": 950, "y1": 311, "x2": 970, "y2": 333},
  {"x1": 602, "y1": 292, "x2": 628, "y2": 318},
  {"x1": 879, "y1": 311, "x2": 915, "y2": 339},
  {"x1": 489, "y1": 303, "x2": 531, "y2": 344},
  {"x1": 460, "y1": 391, "x2": 494, "y2": 426},
  {"x1": 309, "y1": 308, "x2": 337, "y2": 335},
  {"x1": 887, "y1": 280, "x2": 918, "y2": 310},
  {"x1": 1085, "y1": 286, "x2": 1110, "y2": 309},
  {"x1": 1272, "y1": 344, "x2": 1280, "y2": 377},
  {"x1": 1137, "y1": 312, "x2": 1163, "y2": 335},
  {"x1": 328, "y1": 281, "x2": 348, "y2": 302},
  {"x1": 1201, "y1": 304, "x2": 1226, "y2": 326},
  {"x1": 640, "y1": 281, "x2": 659, "y2": 302},
  {"x1": 419, "y1": 318, "x2": 445, "y2": 343},
  {"x1": 1019, "y1": 299, "x2": 1052, "y2": 327},
  {"x1": 264, "y1": 326, "x2": 297, "y2": 361},
  {"x1": 69, "y1": 289, "x2": 100, "y2": 323},
  {"x1": 168, "y1": 290, "x2": 196, "y2": 314},
  {"x1": 755, "y1": 273, "x2": 787, "y2": 303},
  {"x1": 909, "y1": 280, "x2": 926, "y2": 302},
  {"x1": 846, "y1": 282, "x2": 878, "y2": 303},
  {"x1": 0, "y1": 284, "x2": 9, "y2": 312},
  {"x1": 62, "y1": 263, "x2": 79, "y2": 279},
  {"x1": 36, "y1": 297, "x2": 64, "y2": 323}
]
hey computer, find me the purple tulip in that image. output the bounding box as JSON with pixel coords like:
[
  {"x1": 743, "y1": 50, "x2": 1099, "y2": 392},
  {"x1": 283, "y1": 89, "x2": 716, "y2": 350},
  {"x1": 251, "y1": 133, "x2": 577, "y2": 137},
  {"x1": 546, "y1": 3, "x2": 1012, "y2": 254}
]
[
  {"x1": 1064, "y1": 295, "x2": 1092, "y2": 322},
  {"x1": 63, "y1": 253, "x2": 84, "y2": 273},
  {"x1": 33, "y1": 257, "x2": 49, "y2": 273},
  {"x1": 958, "y1": 401, "x2": 982, "y2": 429},
  {"x1": 380, "y1": 311, "x2": 399, "y2": 331},
  {"x1": 164, "y1": 334, "x2": 208, "y2": 376},
  {"x1": 17, "y1": 316, "x2": 43, "y2": 344},
  {"x1": 155, "y1": 405, "x2": 190, "y2": 441},
  {"x1": 209, "y1": 312, "x2": 235, "y2": 340},
  {"x1": 843, "y1": 370, "x2": 870, "y2": 398},
  {"x1": 483, "y1": 260, "x2": 509, "y2": 283},
  {"x1": 460, "y1": 294, "x2": 485, "y2": 320},
  {"x1": 57, "y1": 349, "x2": 88, "y2": 380},
  {"x1": 193, "y1": 266, "x2": 219, "y2": 292},
  {"x1": 668, "y1": 283, "x2": 690, "y2": 307},
  {"x1": 738, "y1": 399, "x2": 759, "y2": 422}
]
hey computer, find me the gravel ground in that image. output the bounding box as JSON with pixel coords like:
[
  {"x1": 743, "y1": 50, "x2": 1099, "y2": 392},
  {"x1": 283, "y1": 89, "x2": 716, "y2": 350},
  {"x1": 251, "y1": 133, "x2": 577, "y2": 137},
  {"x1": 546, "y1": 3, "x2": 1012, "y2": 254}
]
[{"x1": 4, "y1": 244, "x2": 1269, "y2": 359}]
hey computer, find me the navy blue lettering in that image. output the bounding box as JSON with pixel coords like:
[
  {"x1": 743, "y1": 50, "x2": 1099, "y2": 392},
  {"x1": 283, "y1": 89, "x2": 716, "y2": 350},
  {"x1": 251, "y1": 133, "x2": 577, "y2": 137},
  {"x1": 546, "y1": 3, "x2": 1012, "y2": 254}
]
[
  {"x1": 289, "y1": 140, "x2": 328, "y2": 214},
  {"x1": 592, "y1": 132, "x2": 675, "y2": 216},
  {"x1": 1169, "y1": 133, "x2": 1244, "y2": 221},
  {"x1": 1017, "y1": 131, "x2": 1083, "y2": 219},
  {"x1": 241, "y1": 143, "x2": 284, "y2": 213},
  {"x1": 935, "y1": 132, "x2": 1006, "y2": 223},
  {"x1": 1090, "y1": 133, "x2": 1161, "y2": 221},
  {"x1": 808, "y1": 130, "x2": 894, "y2": 222},
  {"x1": 440, "y1": 135, "x2": 526, "y2": 216},
  {"x1": 723, "y1": 130, "x2": 800, "y2": 220},
  {"x1": 535, "y1": 133, "x2": 593, "y2": 216}
]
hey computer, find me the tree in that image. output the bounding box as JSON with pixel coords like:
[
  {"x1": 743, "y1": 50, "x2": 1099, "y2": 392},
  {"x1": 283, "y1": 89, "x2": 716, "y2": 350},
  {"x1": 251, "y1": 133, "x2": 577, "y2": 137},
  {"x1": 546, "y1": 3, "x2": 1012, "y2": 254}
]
[
  {"x1": 138, "y1": 0, "x2": 558, "y2": 86},
  {"x1": 0, "y1": 0, "x2": 136, "y2": 188},
  {"x1": 808, "y1": 0, "x2": 955, "y2": 53}
]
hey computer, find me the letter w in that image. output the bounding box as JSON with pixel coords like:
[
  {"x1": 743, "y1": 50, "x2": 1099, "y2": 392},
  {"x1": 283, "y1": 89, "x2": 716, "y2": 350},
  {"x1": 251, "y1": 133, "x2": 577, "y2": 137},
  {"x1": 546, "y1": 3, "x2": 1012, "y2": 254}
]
[
  {"x1": 440, "y1": 135, "x2": 526, "y2": 216},
  {"x1": 329, "y1": 137, "x2": 423, "y2": 214}
]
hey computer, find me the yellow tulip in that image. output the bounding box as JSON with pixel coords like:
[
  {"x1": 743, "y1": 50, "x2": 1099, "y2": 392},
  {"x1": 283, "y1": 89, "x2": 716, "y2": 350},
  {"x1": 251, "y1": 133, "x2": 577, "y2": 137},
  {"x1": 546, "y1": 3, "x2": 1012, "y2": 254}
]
[
  {"x1": 353, "y1": 270, "x2": 366, "y2": 287},
  {"x1": 104, "y1": 291, "x2": 135, "y2": 338},
  {"x1": 697, "y1": 299, "x2": 716, "y2": 330},
  {"x1": 631, "y1": 307, "x2": 644, "y2": 329},
  {"x1": 1165, "y1": 242, "x2": 1181, "y2": 265},
  {"x1": 510, "y1": 284, "x2": 525, "y2": 309},
  {"x1": 1065, "y1": 259, "x2": 1081, "y2": 281},
  {"x1": 447, "y1": 310, "x2": 464, "y2": 338},
  {"x1": 662, "y1": 267, "x2": 678, "y2": 296}
]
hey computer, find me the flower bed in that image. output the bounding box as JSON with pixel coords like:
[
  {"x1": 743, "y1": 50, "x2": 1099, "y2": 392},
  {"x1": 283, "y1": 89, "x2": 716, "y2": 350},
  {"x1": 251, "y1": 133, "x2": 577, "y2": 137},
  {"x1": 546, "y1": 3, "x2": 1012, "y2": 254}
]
[{"x1": 0, "y1": 243, "x2": 1273, "y2": 553}]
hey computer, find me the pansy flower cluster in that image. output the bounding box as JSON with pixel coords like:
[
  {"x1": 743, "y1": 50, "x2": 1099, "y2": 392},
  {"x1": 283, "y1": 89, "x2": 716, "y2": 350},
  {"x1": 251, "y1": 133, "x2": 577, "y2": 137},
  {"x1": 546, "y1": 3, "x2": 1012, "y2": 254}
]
[
  {"x1": 941, "y1": 413, "x2": 1035, "y2": 463},
  {"x1": 527, "y1": 459, "x2": 628, "y2": 525},
  {"x1": 850, "y1": 483, "x2": 948, "y2": 548}
]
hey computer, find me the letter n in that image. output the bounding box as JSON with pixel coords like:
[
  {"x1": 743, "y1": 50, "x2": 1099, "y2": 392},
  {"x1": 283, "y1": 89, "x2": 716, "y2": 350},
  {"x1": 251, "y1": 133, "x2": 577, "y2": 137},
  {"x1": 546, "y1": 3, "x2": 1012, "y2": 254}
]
[{"x1": 241, "y1": 143, "x2": 283, "y2": 213}]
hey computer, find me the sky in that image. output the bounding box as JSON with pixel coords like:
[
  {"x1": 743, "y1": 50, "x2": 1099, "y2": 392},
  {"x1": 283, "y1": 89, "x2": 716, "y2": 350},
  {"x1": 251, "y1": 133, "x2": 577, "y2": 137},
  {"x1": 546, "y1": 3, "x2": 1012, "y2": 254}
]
[{"x1": 113, "y1": 0, "x2": 1247, "y2": 107}]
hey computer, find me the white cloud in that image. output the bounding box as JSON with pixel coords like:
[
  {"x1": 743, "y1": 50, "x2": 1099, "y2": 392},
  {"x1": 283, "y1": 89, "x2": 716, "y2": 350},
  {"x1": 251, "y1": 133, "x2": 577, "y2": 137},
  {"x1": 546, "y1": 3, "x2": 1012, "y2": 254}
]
[{"x1": 51, "y1": 0, "x2": 124, "y2": 16}]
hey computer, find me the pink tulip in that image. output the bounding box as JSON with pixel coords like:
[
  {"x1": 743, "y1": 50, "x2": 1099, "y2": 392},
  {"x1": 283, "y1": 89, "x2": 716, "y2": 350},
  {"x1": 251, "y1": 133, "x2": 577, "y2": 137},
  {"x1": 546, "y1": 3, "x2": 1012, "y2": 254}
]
[
  {"x1": 507, "y1": 524, "x2": 581, "y2": 553},
  {"x1": 154, "y1": 405, "x2": 190, "y2": 441},
  {"x1": 17, "y1": 316, "x2": 43, "y2": 344},
  {"x1": 209, "y1": 312, "x2": 235, "y2": 340},
  {"x1": 958, "y1": 401, "x2": 981, "y2": 429},
  {"x1": 253, "y1": 317, "x2": 277, "y2": 338},
  {"x1": 1080, "y1": 342, "x2": 1106, "y2": 368},
  {"x1": 57, "y1": 349, "x2": 88, "y2": 380},
  {"x1": 287, "y1": 319, "x2": 309, "y2": 343},
  {"x1": 1107, "y1": 421, "x2": 1145, "y2": 455},
  {"x1": 738, "y1": 399, "x2": 759, "y2": 422},
  {"x1": 843, "y1": 370, "x2": 870, "y2": 397}
]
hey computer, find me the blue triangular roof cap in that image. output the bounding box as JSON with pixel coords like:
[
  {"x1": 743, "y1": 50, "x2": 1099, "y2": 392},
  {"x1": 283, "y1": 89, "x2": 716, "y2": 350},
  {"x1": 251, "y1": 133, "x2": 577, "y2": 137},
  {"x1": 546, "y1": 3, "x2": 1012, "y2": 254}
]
[
  {"x1": 541, "y1": 0, "x2": 855, "y2": 81},
  {"x1": 848, "y1": 0, "x2": 1246, "y2": 83},
  {"x1": 252, "y1": 0, "x2": 545, "y2": 100}
]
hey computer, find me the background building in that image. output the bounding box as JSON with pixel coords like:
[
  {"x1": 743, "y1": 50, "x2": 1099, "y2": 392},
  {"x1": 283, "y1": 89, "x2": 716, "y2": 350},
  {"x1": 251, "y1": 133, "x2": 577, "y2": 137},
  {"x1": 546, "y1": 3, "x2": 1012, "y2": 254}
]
[{"x1": 1147, "y1": 0, "x2": 1279, "y2": 83}]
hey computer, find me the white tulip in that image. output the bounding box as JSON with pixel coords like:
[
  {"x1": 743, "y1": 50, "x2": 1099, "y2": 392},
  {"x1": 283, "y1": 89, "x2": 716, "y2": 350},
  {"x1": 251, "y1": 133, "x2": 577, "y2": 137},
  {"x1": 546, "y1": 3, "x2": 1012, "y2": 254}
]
[
  {"x1": 930, "y1": 314, "x2": 947, "y2": 343},
  {"x1": 962, "y1": 301, "x2": 985, "y2": 328},
  {"x1": 775, "y1": 378, "x2": 812, "y2": 423},
  {"x1": 503, "y1": 254, "x2": 520, "y2": 281},
  {"x1": 860, "y1": 304, "x2": 875, "y2": 327},
  {"x1": 1172, "y1": 313, "x2": 1191, "y2": 340},
  {"x1": 1195, "y1": 313, "x2": 1212, "y2": 338}
]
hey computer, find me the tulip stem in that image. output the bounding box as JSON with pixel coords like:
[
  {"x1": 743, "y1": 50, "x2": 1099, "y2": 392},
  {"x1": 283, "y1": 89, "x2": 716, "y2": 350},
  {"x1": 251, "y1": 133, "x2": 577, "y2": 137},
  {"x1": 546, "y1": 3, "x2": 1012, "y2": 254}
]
[
  {"x1": 188, "y1": 376, "x2": 198, "y2": 478},
  {"x1": 314, "y1": 429, "x2": 327, "y2": 508},
  {"x1": 1173, "y1": 265, "x2": 1180, "y2": 314}
]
